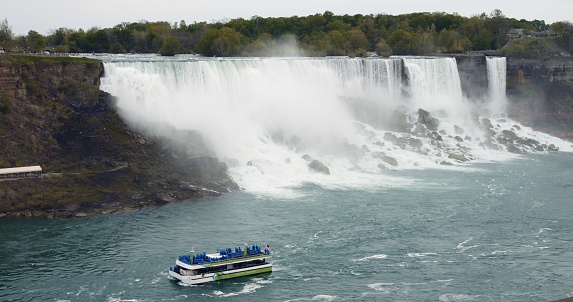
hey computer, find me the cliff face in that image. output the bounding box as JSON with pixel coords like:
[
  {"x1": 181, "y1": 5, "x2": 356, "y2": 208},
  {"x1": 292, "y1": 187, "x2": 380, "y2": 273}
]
[
  {"x1": 0, "y1": 55, "x2": 237, "y2": 218},
  {"x1": 506, "y1": 57, "x2": 573, "y2": 137},
  {"x1": 454, "y1": 54, "x2": 573, "y2": 138}
]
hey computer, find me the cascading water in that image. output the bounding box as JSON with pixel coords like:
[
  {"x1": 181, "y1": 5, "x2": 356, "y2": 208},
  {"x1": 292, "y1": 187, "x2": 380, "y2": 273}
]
[
  {"x1": 486, "y1": 56, "x2": 508, "y2": 114},
  {"x1": 99, "y1": 55, "x2": 570, "y2": 196}
]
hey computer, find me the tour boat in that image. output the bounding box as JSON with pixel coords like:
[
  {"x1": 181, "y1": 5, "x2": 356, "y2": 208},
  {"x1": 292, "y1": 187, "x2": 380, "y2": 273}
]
[{"x1": 168, "y1": 244, "x2": 272, "y2": 285}]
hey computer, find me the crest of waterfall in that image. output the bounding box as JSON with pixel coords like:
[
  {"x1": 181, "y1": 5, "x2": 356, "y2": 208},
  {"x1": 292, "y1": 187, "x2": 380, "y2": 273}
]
[{"x1": 99, "y1": 55, "x2": 570, "y2": 196}]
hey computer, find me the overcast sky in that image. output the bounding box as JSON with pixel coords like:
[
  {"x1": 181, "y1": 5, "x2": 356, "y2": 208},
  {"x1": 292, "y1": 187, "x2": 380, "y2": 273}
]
[{"x1": 4, "y1": 0, "x2": 573, "y2": 36}]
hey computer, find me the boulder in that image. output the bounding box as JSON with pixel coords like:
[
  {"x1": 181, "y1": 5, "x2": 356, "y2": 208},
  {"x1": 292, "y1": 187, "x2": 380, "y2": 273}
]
[
  {"x1": 413, "y1": 124, "x2": 428, "y2": 136},
  {"x1": 481, "y1": 118, "x2": 494, "y2": 129},
  {"x1": 501, "y1": 130, "x2": 518, "y2": 141},
  {"x1": 382, "y1": 155, "x2": 399, "y2": 167},
  {"x1": 308, "y1": 160, "x2": 330, "y2": 175},
  {"x1": 417, "y1": 108, "x2": 440, "y2": 131},
  {"x1": 388, "y1": 109, "x2": 412, "y2": 132},
  {"x1": 448, "y1": 153, "x2": 469, "y2": 162},
  {"x1": 548, "y1": 144, "x2": 559, "y2": 151},
  {"x1": 506, "y1": 143, "x2": 523, "y2": 154}
]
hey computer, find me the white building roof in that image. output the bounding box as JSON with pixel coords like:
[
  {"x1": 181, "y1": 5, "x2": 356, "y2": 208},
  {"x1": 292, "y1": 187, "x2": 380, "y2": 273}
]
[{"x1": 0, "y1": 166, "x2": 42, "y2": 174}]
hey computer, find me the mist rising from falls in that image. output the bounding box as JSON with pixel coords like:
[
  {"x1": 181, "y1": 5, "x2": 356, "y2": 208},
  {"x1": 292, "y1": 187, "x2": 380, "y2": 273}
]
[{"x1": 100, "y1": 56, "x2": 570, "y2": 196}]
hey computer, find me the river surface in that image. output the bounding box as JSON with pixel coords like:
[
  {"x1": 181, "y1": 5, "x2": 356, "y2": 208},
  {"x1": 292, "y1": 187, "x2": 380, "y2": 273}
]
[{"x1": 1, "y1": 152, "x2": 573, "y2": 302}]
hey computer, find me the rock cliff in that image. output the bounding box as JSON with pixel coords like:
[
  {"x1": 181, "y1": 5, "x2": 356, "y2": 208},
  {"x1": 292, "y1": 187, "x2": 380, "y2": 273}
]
[
  {"x1": 506, "y1": 56, "x2": 573, "y2": 137},
  {"x1": 0, "y1": 55, "x2": 238, "y2": 218},
  {"x1": 454, "y1": 54, "x2": 573, "y2": 138}
]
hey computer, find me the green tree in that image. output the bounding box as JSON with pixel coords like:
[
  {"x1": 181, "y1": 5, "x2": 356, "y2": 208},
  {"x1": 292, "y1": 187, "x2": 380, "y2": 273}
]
[
  {"x1": 159, "y1": 36, "x2": 180, "y2": 56},
  {"x1": 387, "y1": 29, "x2": 421, "y2": 55},
  {"x1": 0, "y1": 18, "x2": 13, "y2": 52},
  {"x1": 375, "y1": 38, "x2": 392, "y2": 57},
  {"x1": 550, "y1": 21, "x2": 573, "y2": 53},
  {"x1": 211, "y1": 27, "x2": 246, "y2": 56},
  {"x1": 27, "y1": 30, "x2": 45, "y2": 53},
  {"x1": 85, "y1": 28, "x2": 110, "y2": 52}
]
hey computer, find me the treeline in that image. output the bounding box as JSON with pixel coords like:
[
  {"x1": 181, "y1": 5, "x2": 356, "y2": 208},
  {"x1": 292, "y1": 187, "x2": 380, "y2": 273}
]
[{"x1": 1, "y1": 10, "x2": 572, "y2": 57}]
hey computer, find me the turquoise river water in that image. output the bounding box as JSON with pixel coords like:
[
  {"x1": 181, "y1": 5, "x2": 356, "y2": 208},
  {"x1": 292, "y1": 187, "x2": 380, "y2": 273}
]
[{"x1": 1, "y1": 152, "x2": 573, "y2": 302}]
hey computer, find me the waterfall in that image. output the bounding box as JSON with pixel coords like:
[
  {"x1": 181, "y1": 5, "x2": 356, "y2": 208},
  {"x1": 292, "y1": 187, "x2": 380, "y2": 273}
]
[
  {"x1": 99, "y1": 55, "x2": 569, "y2": 195},
  {"x1": 486, "y1": 56, "x2": 507, "y2": 114}
]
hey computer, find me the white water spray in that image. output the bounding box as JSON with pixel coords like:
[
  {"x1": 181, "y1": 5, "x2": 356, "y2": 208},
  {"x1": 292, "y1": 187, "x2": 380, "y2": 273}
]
[{"x1": 99, "y1": 55, "x2": 571, "y2": 196}]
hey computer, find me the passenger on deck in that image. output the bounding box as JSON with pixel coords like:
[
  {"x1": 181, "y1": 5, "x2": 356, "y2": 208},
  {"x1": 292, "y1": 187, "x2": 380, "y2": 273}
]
[{"x1": 264, "y1": 245, "x2": 271, "y2": 253}]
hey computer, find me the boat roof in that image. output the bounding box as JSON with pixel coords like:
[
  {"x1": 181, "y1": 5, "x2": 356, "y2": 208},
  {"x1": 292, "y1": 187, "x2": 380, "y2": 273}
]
[{"x1": 176, "y1": 253, "x2": 271, "y2": 270}]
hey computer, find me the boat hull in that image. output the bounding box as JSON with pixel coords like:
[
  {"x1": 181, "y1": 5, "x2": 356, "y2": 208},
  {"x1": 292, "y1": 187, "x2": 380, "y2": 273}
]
[{"x1": 169, "y1": 263, "x2": 272, "y2": 285}]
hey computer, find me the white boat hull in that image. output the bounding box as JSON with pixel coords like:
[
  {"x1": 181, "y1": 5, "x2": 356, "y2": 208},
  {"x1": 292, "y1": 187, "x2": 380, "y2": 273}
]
[{"x1": 169, "y1": 263, "x2": 272, "y2": 285}]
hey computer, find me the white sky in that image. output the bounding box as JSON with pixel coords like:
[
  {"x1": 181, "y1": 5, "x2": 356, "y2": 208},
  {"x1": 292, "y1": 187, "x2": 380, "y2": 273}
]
[{"x1": 4, "y1": 0, "x2": 573, "y2": 36}]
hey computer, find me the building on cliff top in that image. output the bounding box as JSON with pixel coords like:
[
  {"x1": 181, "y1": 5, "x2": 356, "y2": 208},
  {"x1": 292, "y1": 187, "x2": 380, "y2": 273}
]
[{"x1": 0, "y1": 166, "x2": 42, "y2": 180}]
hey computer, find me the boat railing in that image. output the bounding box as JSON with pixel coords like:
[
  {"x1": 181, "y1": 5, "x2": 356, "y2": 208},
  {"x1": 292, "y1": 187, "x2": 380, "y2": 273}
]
[{"x1": 177, "y1": 244, "x2": 271, "y2": 265}]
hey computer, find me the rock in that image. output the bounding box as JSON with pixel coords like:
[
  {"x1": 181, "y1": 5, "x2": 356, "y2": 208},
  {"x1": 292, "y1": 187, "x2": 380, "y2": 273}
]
[
  {"x1": 431, "y1": 132, "x2": 443, "y2": 141},
  {"x1": 64, "y1": 203, "x2": 80, "y2": 212},
  {"x1": 482, "y1": 139, "x2": 500, "y2": 150},
  {"x1": 548, "y1": 144, "x2": 559, "y2": 151},
  {"x1": 308, "y1": 160, "x2": 330, "y2": 175},
  {"x1": 517, "y1": 137, "x2": 540, "y2": 148},
  {"x1": 481, "y1": 118, "x2": 493, "y2": 129},
  {"x1": 377, "y1": 163, "x2": 387, "y2": 170},
  {"x1": 382, "y1": 155, "x2": 399, "y2": 167},
  {"x1": 418, "y1": 108, "x2": 440, "y2": 131},
  {"x1": 506, "y1": 144, "x2": 523, "y2": 154},
  {"x1": 448, "y1": 153, "x2": 469, "y2": 162},
  {"x1": 454, "y1": 136, "x2": 464, "y2": 142},
  {"x1": 501, "y1": 130, "x2": 518, "y2": 141},
  {"x1": 302, "y1": 154, "x2": 313, "y2": 162},
  {"x1": 388, "y1": 109, "x2": 412, "y2": 132},
  {"x1": 440, "y1": 161, "x2": 454, "y2": 166},
  {"x1": 454, "y1": 125, "x2": 464, "y2": 135},
  {"x1": 408, "y1": 138, "x2": 423, "y2": 149},
  {"x1": 413, "y1": 124, "x2": 428, "y2": 136}
]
